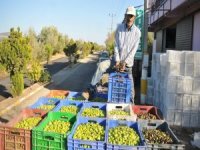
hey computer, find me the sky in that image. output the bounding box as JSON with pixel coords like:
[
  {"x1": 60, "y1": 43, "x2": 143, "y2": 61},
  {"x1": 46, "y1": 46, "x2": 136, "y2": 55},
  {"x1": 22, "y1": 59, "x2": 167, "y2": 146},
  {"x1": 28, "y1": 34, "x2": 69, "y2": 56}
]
[{"x1": 0, "y1": 0, "x2": 143, "y2": 45}]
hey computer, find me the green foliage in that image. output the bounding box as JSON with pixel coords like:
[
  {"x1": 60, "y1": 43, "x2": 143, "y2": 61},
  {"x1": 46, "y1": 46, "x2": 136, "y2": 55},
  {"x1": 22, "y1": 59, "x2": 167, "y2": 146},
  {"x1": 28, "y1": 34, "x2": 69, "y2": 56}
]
[
  {"x1": 11, "y1": 72, "x2": 24, "y2": 97},
  {"x1": 39, "y1": 70, "x2": 51, "y2": 83},
  {"x1": 63, "y1": 39, "x2": 77, "y2": 56},
  {"x1": 39, "y1": 26, "x2": 66, "y2": 54},
  {"x1": 45, "y1": 44, "x2": 53, "y2": 64},
  {"x1": 0, "y1": 28, "x2": 31, "y2": 75},
  {"x1": 27, "y1": 60, "x2": 43, "y2": 83},
  {"x1": 105, "y1": 32, "x2": 115, "y2": 55}
]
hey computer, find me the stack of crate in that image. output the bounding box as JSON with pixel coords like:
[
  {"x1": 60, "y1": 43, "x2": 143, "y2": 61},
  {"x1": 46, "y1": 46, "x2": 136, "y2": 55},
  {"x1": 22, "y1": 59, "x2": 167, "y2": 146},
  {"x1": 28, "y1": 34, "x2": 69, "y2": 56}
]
[{"x1": 147, "y1": 50, "x2": 200, "y2": 127}]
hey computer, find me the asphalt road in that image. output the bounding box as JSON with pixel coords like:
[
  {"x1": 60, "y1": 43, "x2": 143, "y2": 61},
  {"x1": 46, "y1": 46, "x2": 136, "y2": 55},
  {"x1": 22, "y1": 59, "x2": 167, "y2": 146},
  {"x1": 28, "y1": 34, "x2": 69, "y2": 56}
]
[{"x1": 0, "y1": 56, "x2": 69, "y2": 102}]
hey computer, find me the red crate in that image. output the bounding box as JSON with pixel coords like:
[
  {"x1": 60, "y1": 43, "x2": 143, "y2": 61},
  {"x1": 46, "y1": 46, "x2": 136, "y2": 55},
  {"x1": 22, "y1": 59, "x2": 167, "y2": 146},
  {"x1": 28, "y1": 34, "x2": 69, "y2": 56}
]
[
  {"x1": 46, "y1": 90, "x2": 69, "y2": 99},
  {"x1": 0, "y1": 108, "x2": 47, "y2": 150},
  {"x1": 132, "y1": 105, "x2": 162, "y2": 120}
]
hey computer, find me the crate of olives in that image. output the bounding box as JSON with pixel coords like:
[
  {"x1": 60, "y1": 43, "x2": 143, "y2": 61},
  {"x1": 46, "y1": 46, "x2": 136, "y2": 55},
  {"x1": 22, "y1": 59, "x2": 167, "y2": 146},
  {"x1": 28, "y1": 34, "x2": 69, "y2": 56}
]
[
  {"x1": 47, "y1": 90, "x2": 70, "y2": 99},
  {"x1": 132, "y1": 105, "x2": 162, "y2": 121},
  {"x1": 79, "y1": 102, "x2": 106, "y2": 118},
  {"x1": 32, "y1": 111, "x2": 76, "y2": 150},
  {"x1": 139, "y1": 121, "x2": 185, "y2": 149},
  {"x1": 107, "y1": 103, "x2": 137, "y2": 121},
  {"x1": 52, "y1": 100, "x2": 83, "y2": 114},
  {"x1": 68, "y1": 118, "x2": 106, "y2": 150},
  {"x1": 108, "y1": 73, "x2": 131, "y2": 103},
  {"x1": 0, "y1": 108, "x2": 47, "y2": 150},
  {"x1": 29, "y1": 97, "x2": 60, "y2": 111},
  {"x1": 106, "y1": 120, "x2": 146, "y2": 150},
  {"x1": 67, "y1": 91, "x2": 87, "y2": 101},
  {"x1": 89, "y1": 93, "x2": 108, "y2": 103}
]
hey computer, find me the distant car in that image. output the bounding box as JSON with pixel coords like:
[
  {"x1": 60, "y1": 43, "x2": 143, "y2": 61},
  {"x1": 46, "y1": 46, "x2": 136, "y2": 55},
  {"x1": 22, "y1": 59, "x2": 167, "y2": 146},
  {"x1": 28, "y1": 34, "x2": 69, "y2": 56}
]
[{"x1": 98, "y1": 51, "x2": 110, "y2": 63}]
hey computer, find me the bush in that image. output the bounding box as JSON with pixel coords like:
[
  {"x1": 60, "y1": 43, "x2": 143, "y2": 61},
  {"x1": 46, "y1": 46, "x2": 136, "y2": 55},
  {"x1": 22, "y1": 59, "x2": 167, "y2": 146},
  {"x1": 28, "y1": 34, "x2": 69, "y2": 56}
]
[
  {"x1": 39, "y1": 70, "x2": 51, "y2": 83},
  {"x1": 27, "y1": 61, "x2": 43, "y2": 83},
  {"x1": 11, "y1": 72, "x2": 24, "y2": 97}
]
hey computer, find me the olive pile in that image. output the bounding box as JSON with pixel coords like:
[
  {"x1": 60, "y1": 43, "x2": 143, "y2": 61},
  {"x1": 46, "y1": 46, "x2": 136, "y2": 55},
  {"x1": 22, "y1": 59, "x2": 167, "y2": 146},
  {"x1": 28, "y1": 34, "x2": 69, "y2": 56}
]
[
  {"x1": 44, "y1": 120, "x2": 71, "y2": 134},
  {"x1": 73, "y1": 122, "x2": 105, "y2": 141},
  {"x1": 37, "y1": 104, "x2": 55, "y2": 111},
  {"x1": 81, "y1": 108, "x2": 105, "y2": 118},
  {"x1": 108, "y1": 126, "x2": 140, "y2": 146},
  {"x1": 109, "y1": 109, "x2": 129, "y2": 116},
  {"x1": 137, "y1": 113, "x2": 157, "y2": 120},
  {"x1": 143, "y1": 129, "x2": 173, "y2": 144},
  {"x1": 14, "y1": 117, "x2": 42, "y2": 129},
  {"x1": 89, "y1": 97, "x2": 107, "y2": 102},
  {"x1": 52, "y1": 96, "x2": 65, "y2": 99},
  {"x1": 60, "y1": 105, "x2": 79, "y2": 114},
  {"x1": 69, "y1": 96, "x2": 85, "y2": 101}
]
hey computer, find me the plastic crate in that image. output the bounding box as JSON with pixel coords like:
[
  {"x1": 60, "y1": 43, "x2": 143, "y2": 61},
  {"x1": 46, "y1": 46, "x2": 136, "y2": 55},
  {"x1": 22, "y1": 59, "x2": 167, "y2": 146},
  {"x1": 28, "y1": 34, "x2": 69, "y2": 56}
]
[
  {"x1": 29, "y1": 97, "x2": 60, "y2": 110},
  {"x1": 0, "y1": 108, "x2": 47, "y2": 150},
  {"x1": 79, "y1": 102, "x2": 106, "y2": 118},
  {"x1": 107, "y1": 103, "x2": 137, "y2": 121},
  {"x1": 106, "y1": 120, "x2": 146, "y2": 150},
  {"x1": 52, "y1": 100, "x2": 83, "y2": 114},
  {"x1": 47, "y1": 90, "x2": 69, "y2": 99},
  {"x1": 139, "y1": 121, "x2": 185, "y2": 150},
  {"x1": 32, "y1": 111, "x2": 76, "y2": 150},
  {"x1": 68, "y1": 118, "x2": 106, "y2": 150},
  {"x1": 132, "y1": 105, "x2": 162, "y2": 120},
  {"x1": 67, "y1": 91, "x2": 87, "y2": 101},
  {"x1": 108, "y1": 73, "x2": 131, "y2": 103}
]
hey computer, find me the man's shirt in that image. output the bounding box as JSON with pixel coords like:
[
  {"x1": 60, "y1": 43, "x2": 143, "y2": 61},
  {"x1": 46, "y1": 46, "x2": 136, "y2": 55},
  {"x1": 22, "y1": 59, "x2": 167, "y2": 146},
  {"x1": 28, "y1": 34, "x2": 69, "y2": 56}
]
[{"x1": 114, "y1": 23, "x2": 141, "y2": 67}]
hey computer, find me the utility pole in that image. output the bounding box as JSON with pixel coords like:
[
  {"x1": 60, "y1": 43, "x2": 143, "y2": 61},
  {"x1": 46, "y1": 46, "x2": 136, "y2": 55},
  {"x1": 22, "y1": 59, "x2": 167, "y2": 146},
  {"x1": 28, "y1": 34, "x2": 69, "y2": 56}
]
[
  {"x1": 109, "y1": 13, "x2": 116, "y2": 33},
  {"x1": 140, "y1": 0, "x2": 149, "y2": 104}
]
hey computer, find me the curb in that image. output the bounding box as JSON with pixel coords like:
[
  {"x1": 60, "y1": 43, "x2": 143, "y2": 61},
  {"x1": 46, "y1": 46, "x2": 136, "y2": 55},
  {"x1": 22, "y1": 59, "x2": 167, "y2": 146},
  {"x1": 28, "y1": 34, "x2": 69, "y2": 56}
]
[{"x1": 0, "y1": 82, "x2": 49, "y2": 116}]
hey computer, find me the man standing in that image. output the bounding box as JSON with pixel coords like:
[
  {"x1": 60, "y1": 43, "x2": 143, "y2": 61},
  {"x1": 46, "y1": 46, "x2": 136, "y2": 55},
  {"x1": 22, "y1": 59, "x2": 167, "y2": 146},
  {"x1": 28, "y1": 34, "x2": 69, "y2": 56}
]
[
  {"x1": 82, "y1": 6, "x2": 141, "y2": 102},
  {"x1": 114, "y1": 6, "x2": 141, "y2": 102}
]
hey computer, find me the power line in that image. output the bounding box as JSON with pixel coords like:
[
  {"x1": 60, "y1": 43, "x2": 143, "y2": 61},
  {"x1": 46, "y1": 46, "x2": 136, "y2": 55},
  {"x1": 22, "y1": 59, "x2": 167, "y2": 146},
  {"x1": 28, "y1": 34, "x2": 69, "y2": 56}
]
[{"x1": 109, "y1": 13, "x2": 116, "y2": 33}]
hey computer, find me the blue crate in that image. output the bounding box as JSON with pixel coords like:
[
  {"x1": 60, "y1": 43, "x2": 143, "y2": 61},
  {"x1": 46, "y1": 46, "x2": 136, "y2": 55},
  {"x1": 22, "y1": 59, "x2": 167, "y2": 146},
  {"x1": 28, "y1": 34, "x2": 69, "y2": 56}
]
[
  {"x1": 29, "y1": 97, "x2": 60, "y2": 109},
  {"x1": 52, "y1": 100, "x2": 83, "y2": 114},
  {"x1": 108, "y1": 73, "x2": 131, "y2": 103},
  {"x1": 106, "y1": 120, "x2": 146, "y2": 150},
  {"x1": 139, "y1": 121, "x2": 185, "y2": 150},
  {"x1": 68, "y1": 118, "x2": 106, "y2": 150},
  {"x1": 79, "y1": 102, "x2": 106, "y2": 118}
]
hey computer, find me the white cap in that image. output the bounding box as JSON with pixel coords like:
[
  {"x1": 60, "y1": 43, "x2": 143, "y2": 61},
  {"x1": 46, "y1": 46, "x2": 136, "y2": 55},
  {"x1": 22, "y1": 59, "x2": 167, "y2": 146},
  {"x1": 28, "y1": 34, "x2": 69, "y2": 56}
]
[{"x1": 125, "y1": 6, "x2": 136, "y2": 16}]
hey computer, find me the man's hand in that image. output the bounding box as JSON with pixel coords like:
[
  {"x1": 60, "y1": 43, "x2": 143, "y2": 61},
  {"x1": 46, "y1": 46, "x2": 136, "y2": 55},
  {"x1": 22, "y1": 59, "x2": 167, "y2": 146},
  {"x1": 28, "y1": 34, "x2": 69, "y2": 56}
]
[{"x1": 119, "y1": 62, "x2": 126, "y2": 72}]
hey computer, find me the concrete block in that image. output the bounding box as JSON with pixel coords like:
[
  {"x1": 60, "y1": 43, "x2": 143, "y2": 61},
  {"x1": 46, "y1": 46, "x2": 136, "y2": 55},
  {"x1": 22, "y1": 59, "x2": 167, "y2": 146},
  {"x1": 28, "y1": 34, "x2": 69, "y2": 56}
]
[
  {"x1": 181, "y1": 112, "x2": 190, "y2": 127},
  {"x1": 175, "y1": 94, "x2": 183, "y2": 110},
  {"x1": 194, "y1": 52, "x2": 200, "y2": 65},
  {"x1": 185, "y1": 51, "x2": 194, "y2": 64},
  {"x1": 174, "y1": 111, "x2": 182, "y2": 126},
  {"x1": 182, "y1": 94, "x2": 192, "y2": 111},
  {"x1": 193, "y1": 78, "x2": 200, "y2": 94},
  {"x1": 164, "y1": 93, "x2": 176, "y2": 109},
  {"x1": 167, "y1": 62, "x2": 183, "y2": 76},
  {"x1": 191, "y1": 95, "x2": 200, "y2": 111},
  {"x1": 167, "y1": 50, "x2": 185, "y2": 63},
  {"x1": 166, "y1": 76, "x2": 177, "y2": 93},
  {"x1": 194, "y1": 65, "x2": 200, "y2": 78},
  {"x1": 184, "y1": 63, "x2": 194, "y2": 77},
  {"x1": 190, "y1": 112, "x2": 199, "y2": 127}
]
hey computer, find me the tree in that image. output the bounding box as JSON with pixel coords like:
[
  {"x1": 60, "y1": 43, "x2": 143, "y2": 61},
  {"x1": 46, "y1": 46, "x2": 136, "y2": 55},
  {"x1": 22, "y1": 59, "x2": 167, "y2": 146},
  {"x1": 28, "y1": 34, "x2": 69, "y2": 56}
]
[
  {"x1": 105, "y1": 32, "x2": 115, "y2": 55},
  {"x1": 45, "y1": 44, "x2": 53, "y2": 64},
  {"x1": 27, "y1": 60, "x2": 43, "y2": 83},
  {"x1": 0, "y1": 27, "x2": 31, "y2": 96},
  {"x1": 63, "y1": 39, "x2": 76, "y2": 56},
  {"x1": 27, "y1": 27, "x2": 44, "y2": 60}
]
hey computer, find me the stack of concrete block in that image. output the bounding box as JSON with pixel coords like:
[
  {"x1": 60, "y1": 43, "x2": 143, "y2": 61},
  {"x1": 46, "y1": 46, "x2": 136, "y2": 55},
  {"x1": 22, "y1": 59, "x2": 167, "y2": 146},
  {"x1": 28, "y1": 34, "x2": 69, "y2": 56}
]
[{"x1": 147, "y1": 50, "x2": 200, "y2": 127}]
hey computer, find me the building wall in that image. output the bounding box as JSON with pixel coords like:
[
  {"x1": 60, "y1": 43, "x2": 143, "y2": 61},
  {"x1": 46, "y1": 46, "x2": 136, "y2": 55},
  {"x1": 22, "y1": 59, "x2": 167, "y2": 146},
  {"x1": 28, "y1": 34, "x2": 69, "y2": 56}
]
[{"x1": 193, "y1": 11, "x2": 200, "y2": 51}]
